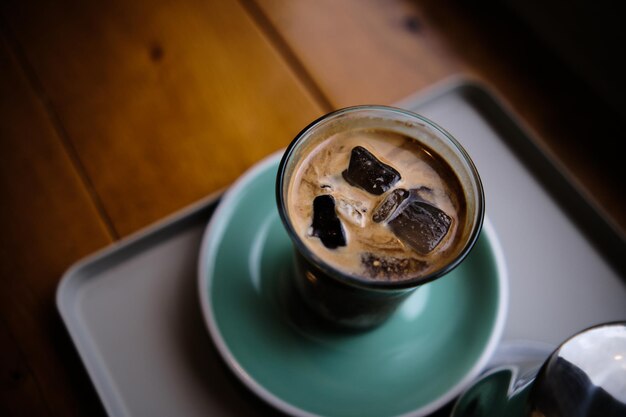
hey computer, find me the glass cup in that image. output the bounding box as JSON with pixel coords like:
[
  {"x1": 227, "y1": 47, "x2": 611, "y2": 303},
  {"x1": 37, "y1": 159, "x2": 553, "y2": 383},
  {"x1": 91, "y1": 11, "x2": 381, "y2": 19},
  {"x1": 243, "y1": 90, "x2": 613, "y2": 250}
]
[
  {"x1": 451, "y1": 322, "x2": 626, "y2": 417},
  {"x1": 276, "y1": 105, "x2": 484, "y2": 329}
]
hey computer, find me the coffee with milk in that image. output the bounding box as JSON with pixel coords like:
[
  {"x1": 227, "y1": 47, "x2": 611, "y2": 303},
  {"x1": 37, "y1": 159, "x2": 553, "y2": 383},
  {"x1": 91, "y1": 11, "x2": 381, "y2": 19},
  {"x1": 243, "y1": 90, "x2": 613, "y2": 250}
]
[{"x1": 286, "y1": 127, "x2": 467, "y2": 283}]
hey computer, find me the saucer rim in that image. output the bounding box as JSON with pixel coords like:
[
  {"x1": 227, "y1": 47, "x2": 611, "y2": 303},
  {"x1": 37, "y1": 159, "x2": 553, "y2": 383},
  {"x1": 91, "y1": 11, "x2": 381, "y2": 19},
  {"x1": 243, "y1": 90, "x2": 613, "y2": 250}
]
[{"x1": 198, "y1": 151, "x2": 509, "y2": 417}]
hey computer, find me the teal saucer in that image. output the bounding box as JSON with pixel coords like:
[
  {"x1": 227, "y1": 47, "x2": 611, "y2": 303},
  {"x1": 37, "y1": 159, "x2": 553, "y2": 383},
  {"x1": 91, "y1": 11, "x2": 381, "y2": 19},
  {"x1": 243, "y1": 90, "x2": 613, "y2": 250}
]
[{"x1": 198, "y1": 152, "x2": 508, "y2": 417}]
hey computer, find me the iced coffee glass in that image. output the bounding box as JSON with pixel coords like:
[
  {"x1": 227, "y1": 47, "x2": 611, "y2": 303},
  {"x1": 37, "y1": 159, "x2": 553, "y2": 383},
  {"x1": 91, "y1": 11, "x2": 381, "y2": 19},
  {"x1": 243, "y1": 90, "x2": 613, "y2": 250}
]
[{"x1": 276, "y1": 106, "x2": 484, "y2": 329}]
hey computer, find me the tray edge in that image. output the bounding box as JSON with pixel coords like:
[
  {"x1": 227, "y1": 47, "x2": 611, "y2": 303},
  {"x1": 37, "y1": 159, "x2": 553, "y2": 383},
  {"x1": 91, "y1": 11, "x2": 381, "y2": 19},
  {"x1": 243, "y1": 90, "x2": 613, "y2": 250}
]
[
  {"x1": 398, "y1": 75, "x2": 625, "y2": 277},
  {"x1": 55, "y1": 190, "x2": 223, "y2": 417}
]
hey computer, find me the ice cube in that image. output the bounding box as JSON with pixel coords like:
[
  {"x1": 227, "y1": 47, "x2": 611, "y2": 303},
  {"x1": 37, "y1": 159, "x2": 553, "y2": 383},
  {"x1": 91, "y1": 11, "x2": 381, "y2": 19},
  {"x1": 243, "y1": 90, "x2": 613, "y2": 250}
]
[
  {"x1": 336, "y1": 198, "x2": 366, "y2": 227},
  {"x1": 310, "y1": 195, "x2": 346, "y2": 249},
  {"x1": 361, "y1": 253, "x2": 427, "y2": 280},
  {"x1": 388, "y1": 195, "x2": 451, "y2": 254},
  {"x1": 366, "y1": 234, "x2": 405, "y2": 252},
  {"x1": 372, "y1": 188, "x2": 410, "y2": 223},
  {"x1": 342, "y1": 146, "x2": 400, "y2": 195},
  {"x1": 413, "y1": 186, "x2": 433, "y2": 197}
]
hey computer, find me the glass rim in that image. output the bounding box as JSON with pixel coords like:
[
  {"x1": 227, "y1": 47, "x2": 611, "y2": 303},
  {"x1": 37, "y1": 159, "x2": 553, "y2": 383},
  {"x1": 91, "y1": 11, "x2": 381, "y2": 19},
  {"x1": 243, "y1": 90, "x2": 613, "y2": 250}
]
[{"x1": 276, "y1": 105, "x2": 485, "y2": 290}]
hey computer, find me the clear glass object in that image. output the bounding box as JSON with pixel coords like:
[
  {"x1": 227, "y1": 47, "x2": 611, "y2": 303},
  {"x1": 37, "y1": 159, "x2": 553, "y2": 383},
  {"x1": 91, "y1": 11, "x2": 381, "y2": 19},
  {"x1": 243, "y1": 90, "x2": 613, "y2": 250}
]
[
  {"x1": 276, "y1": 105, "x2": 485, "y2": 329},
  {"x1": 451, "y1": 322, "x2": 626, "y2": 417}
]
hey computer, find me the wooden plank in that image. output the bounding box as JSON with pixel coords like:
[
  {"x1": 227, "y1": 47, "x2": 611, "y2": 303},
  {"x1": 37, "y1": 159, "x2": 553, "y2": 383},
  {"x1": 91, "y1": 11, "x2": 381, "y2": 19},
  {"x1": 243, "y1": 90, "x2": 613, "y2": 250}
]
[
  {"x1": 255, "y1": 0, "x2": 625, "y2": 235},
  {"x1": 414, "y1": 0, "x2": 626, "y2": 236},
  {"x1": 253, "y1": 0, "x2": 459, "y2": 107},
  {"x1": 1, "y1": 0, "x2": 323, "y2": 236},
  {"x1": 0, "y1": 317, "x2": 49, "y2": 417},
  {"x1": 0, "y1": 36, "x2": 111, "y2": 416}
]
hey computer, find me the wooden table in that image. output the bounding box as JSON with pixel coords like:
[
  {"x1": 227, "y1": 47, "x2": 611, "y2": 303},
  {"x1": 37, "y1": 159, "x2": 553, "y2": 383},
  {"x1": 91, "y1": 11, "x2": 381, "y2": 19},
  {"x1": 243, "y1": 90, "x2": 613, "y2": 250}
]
[{"x1": 1, "y1": 1, "x2": 623, "y2": 415}]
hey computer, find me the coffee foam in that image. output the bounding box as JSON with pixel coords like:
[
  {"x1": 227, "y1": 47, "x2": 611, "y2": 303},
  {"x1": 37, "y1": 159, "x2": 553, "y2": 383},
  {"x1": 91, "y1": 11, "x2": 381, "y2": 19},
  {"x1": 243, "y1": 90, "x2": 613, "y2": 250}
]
[{"x1": 287, "y1": 127, "x2": 467, "y2": 282}]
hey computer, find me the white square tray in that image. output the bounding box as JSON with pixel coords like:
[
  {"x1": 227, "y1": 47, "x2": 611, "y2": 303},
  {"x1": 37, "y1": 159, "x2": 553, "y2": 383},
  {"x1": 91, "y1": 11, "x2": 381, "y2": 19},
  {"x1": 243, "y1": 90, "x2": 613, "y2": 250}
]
[{"x1": 57, "y1": 79, "x2": 626, "y2": 417}]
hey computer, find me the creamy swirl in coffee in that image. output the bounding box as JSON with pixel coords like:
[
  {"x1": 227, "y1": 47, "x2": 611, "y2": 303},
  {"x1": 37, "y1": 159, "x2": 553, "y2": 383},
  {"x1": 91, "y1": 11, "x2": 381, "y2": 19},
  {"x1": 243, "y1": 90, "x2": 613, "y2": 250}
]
[{"x1": 287, "y1": 127, "x2": 467, "y2": 282}]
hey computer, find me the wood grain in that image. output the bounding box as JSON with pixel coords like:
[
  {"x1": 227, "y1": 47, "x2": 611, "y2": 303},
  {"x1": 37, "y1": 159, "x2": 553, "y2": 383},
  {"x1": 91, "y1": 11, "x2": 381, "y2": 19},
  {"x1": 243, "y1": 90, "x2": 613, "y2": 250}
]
[
  {"x1": 0, "y1": 35, "x2": 111, "y2": 416},
  {"x1": 415, "y1": 0, "x2": 626, "y2": 235},
  {"x1": 255, "y1": 0, "x2": 626, "y2": 234},
  {"x1": 1, "y1": 0, "x2": 323, "y2": 236},
  {"x1": 0, "y1": 0, "x2": 623, "y2": 416},
  {"x1": 0, "y1": 318, "x2": 48, "y2": 417},
  {"x1": 254, "y1": 0, "x2": 459, "y2": 107}
]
